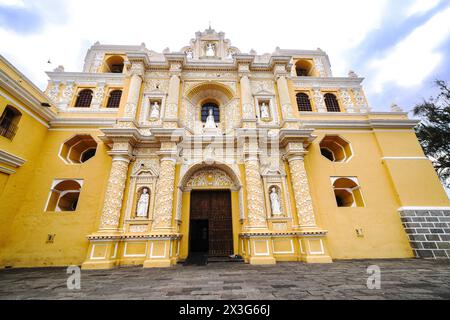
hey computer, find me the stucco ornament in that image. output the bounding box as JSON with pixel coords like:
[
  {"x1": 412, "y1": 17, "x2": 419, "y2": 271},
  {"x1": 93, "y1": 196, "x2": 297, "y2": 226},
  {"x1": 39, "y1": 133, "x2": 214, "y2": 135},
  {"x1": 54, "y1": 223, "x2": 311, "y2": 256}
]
[
  {"x1": 245, "y1": 160, "x2": 268, "y2": 227},
  {"x1": 62, "y1": 83, "x2": 74, "y2": 103},
  {"x1": 287, "y1": 156, "x2": 316, "y2": 226},
  {"x1": 100, "y1": 159, "x2": 130, "y2": 229},
  {"x1": 153, "y1": 160, "x2": 176, "y2": 228},
  {"x1": 47, "y1": 83, "x2": 60, "y2": 103},
  {"x1": 313, "y1": 57, "x2": 329, "y2": 77},
  {"x1": 186, "y1": 168, "x2": 234, "y2": 188},
  {"x1": 313, "y1": 89, "x2": 326, "y2": 112},
  {"x1": 145, "y1": 79, "x2": 169, "y2": 93},
  {"x1": 92, "y1": 84, "x2": 105, "y2": 108},
  {"x1": 340, "y1": 89, "x2": 355, "y2": 113},
  {"x1": 251, "y1": 80, "x2": 275, "y2": 95},
  {"x1": 353, "y1": 88, "x2": 369, "y2": 112}
]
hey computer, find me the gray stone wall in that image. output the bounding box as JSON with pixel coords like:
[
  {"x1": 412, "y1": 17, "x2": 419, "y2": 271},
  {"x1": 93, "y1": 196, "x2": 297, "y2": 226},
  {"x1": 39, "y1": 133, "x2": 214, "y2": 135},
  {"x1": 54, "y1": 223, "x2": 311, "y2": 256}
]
[{"x1": 400, "y1": 209, "x2": 450, "y2": 259}]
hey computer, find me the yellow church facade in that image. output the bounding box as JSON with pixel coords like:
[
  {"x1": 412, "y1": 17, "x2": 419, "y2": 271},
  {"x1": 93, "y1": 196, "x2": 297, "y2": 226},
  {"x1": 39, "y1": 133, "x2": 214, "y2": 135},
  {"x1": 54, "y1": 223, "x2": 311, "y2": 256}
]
[{"x1": 1, "y1": 29, "x2": 449, "y2": 270}]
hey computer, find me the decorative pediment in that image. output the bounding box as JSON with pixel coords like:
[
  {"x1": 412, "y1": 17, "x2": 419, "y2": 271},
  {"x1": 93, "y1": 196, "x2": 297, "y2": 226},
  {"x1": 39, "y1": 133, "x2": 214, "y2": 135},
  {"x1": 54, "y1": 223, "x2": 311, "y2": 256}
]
[
  {"x1": 251, "y1": 80, "x2": 275, "y2": 96},
  {"x1": 132, "y1": 159, "x2": 160, "y2": 176},
  {"x1": 186, "y1": 168, "x2": 235, "y2": 189},
  {"x1": 181, "y1": 28, "x2": 241, "y2": 61}
]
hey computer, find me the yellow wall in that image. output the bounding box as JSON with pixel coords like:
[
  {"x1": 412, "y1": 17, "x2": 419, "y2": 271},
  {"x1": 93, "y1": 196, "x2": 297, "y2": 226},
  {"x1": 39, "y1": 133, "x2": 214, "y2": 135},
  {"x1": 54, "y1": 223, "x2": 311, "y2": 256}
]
[
  {"x1": 0, "y1": 129, "x2": 112, "y2": 267},
  {"x1": 0, "y1": 90, "x2": 49, "y2": 264},
  {"x1": 306, "y1": 130, "x2": 415, "y2": 259}
]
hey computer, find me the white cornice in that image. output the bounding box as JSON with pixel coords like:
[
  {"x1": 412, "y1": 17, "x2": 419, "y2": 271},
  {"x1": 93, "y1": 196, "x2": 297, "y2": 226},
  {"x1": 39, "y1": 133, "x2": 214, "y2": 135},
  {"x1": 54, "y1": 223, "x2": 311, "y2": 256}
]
[
  {"x1": 0, "y1": 71, "x2": 56, "y2": 123},
  {"x1": 301, "y1": 118, "x2": 419, "y2": 129},
  {"x1": 50, "y1": 118, "x2": 117, "y2": 127},
  {"x1": 0, "y1": 150, "x2": 26, "y2": 168},
  {"x1": 0, "y1": 86, "x2": 51, "y2": 127},
  {"x1": 46, "y1": 72, "x2": 125, "y2": 84},
  {"x1": 292, "y1": 77, "x2": 364, "y2": 88}
]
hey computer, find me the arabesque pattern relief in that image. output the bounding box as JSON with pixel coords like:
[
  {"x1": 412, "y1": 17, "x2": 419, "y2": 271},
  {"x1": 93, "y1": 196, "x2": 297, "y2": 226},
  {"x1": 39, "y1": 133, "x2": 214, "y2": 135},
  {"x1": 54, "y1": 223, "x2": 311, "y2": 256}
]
[
  {"x1": 186, "y1": 168, "x2": 234, "y2": 189},
  {"x1": 245, "y1": 160, "x2": 267, "y2": 227},
  {"x1": 153, "y1": 160, "x2": 176, "y2": 228},
  {"x1": 100, "y1": 159, "x2": 130, "y2": 229},
  {"x1": 288, "y1": 157, "x2": 316, "y2": 227}
]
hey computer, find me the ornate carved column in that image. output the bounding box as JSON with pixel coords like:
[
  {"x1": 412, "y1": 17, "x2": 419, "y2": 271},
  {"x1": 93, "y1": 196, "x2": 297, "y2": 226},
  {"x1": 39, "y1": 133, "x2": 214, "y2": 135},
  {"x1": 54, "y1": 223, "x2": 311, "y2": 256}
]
[
  {"x1": 284, "y1": 143, "x2": 316, "y2": 227},
  {"x1": 152, "y1": 142, "x2": 177, "y2": 230},
  {"x1": 244, "y1": 143, "x2": 268, "y2": 229},
  {"x1": 240, "y1": 74, "x2": 256, "y2": 120},
  {"x1": 99, "y1": 142, "x2": 133, "y2": 231},
  {"x1": 165, "y1": 75, "x2": 180, "y2": 120},
  {"x1": 124, "y1": 61, "x2": 144, "y2": 120},
  {"x1": 313, "y1": 89, "x2": 327, "y2": 113},
  {"x1": 163, "y1": 60, "x2": 182, "y2": 128},
  {"x1": 276, "y1": 75, "x2": 295, "y2": 120}
]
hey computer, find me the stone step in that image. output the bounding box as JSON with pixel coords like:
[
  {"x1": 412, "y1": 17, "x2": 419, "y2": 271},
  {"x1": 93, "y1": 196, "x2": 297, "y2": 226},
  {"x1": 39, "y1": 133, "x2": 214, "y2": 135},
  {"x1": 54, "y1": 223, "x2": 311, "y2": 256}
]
[{"x1": 207, "y1": 256, "x2": 245, "y2": 263}]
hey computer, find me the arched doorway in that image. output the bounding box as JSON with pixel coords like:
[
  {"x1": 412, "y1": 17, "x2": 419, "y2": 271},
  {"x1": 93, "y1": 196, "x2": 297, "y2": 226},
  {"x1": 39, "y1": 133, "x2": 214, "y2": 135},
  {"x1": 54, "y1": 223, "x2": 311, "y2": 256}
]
[{"x1": 178, "y1": 165, "x2": 243, "y2": 263}]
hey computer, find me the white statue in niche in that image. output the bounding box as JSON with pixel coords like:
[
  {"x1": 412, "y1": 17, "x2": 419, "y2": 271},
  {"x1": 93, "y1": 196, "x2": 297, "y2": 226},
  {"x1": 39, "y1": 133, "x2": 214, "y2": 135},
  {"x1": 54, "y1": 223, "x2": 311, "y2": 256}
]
[
  {"x1": 270, "y1": 187, "x2": 282, "y2": 216},
  {"x1": 206, "y1": 43, "x2": 216, "y2": 57},
  {"x1": 260, "y1": 102, "x2": 270, "y2": 119},
  {"x1": 136, "y1": 188, "x2": 150, "y2": 218},
  {"x1": 150, "y1": 101, "x2": 160, "y2": 120},
  {"x1": 205, "y1": 109, "x2": 217, "y2": 129},
  {"x1": 186, "y1": 49, "x2": 193, "y2": 59}
]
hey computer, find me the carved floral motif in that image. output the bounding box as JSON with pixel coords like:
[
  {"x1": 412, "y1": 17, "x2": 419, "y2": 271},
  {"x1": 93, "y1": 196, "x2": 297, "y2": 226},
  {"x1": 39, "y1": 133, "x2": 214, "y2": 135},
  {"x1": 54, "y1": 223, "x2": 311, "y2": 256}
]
[
  {"x1": 245, "y1": 160, "x2": 267, "y2": 227},
  {"x1": 186, "y1": 168, "x2": 234, "y2": 188},
  {"x1": 100, "y1": 159, "x2": 130, "y2": 228},
  {"x1": 251, "y1": 80, "x2": 275, "y2": 95},
  {"x1": 352, "y1": 88, "x2": 369, "y2": 112},
  {"x1": 47, "y1": 83, "x2": 60, "y2": 103},
  {"x1": 62, "y1": 83, "x2": 74, "y2": 103},
  {"x1": 287, "y1": 157, "x2": 316, "y2": 226},
  {"x1": 339, "y1": 89, "x2": 354, "y2": 112},
  {"x1": 313, "y1": 89, "x2": 326, "y2": 112},
  {"x1": 153, "y1": 160, "x2": 176, "y2": 228},
  {"x1": 145, "y1": 79, "x2": 169, "y2": 93}
]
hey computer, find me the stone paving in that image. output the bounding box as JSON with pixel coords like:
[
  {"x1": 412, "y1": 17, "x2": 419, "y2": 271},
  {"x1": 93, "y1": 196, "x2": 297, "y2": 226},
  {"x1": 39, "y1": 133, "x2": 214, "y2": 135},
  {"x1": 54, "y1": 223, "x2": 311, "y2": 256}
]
[{"x1": 0, "y1": 259, "x2": 449, "y2": 300}]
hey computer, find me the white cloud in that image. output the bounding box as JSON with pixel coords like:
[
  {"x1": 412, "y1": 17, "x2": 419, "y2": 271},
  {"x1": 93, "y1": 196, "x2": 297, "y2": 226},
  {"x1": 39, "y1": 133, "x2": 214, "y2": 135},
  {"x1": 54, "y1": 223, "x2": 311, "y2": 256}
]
[
  {"x1": 368, "y1": 6, "x2": 450, "y2": 93},
  {"x1": 0, "y1": 0, "x2": 25, "y2": 7},
  {"x1": 0, "y1": 0, "x2": 394, "y2": 90},
  {"x1": 406, "y1": 0, "x2": 441, "y2": 17}
]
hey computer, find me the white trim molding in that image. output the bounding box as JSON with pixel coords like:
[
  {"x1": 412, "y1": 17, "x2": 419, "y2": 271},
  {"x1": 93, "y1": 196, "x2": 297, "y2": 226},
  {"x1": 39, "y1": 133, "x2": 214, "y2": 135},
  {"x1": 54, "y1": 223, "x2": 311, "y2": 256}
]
[
  {"x1": 382, "y1": 157, "x2": 428, "y2": 161},
  {"x1": 398, "y1": 207, "x2": 450, "y2": 211},
  {"x1": 0, "y1": 150, "x2": 26, "y2": 168},
  {"x1": 0, "y1": 166, "x2": 16, "y2": 174}
]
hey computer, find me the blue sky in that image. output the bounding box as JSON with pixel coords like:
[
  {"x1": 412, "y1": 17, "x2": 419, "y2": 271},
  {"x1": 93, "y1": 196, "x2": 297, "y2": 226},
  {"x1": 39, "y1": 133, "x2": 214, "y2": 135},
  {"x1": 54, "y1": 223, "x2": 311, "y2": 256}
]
[{"x1": 0, "y1": 0, "x2": 450, "y2": 114}]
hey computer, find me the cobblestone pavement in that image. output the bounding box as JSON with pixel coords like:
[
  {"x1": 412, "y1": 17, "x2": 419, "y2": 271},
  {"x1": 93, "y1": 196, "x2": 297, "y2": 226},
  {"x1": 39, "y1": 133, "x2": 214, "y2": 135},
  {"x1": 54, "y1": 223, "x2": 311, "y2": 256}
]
[{"x1": 0, "y1": 259, "x2": 449, "y2": 300}]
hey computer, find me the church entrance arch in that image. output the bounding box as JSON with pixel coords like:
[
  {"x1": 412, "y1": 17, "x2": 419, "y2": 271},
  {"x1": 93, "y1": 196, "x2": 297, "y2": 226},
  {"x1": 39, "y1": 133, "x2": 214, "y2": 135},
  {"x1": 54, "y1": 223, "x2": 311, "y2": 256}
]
[{"x1": 178, "y1": 164, "x2": 243, "y2": 262}]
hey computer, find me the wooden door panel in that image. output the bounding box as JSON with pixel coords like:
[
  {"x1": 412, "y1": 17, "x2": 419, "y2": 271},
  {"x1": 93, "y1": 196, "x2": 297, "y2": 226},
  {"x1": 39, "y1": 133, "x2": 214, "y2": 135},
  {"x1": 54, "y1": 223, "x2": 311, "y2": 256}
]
[{"x1": 190, "y1": 190, "x2": 233, "y2": 257}]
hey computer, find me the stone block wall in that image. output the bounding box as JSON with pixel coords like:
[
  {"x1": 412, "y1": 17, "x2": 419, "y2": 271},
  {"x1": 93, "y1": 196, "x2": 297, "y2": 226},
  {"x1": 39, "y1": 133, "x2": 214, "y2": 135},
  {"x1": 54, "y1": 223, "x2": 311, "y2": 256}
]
[{"x1": 400, "y1": 209, "x2": 450, "y2": 259}]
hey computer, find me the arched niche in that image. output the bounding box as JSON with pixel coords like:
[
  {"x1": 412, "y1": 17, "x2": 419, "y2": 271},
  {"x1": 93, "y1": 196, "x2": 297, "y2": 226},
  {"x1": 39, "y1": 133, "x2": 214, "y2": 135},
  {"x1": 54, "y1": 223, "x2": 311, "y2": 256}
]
[
  {"x1": 182, "y1": 82, "x2": 239, "y2": 134},
  {"x1": 123, "y1": 161, "x2": 159, "y2": 231}
]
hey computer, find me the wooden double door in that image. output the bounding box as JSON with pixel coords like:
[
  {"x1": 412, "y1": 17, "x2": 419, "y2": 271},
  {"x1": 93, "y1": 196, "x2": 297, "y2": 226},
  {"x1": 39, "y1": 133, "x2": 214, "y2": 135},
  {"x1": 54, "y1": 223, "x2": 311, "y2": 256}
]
[{"x1": 189, "y1": 190, "x2": 233, "y2": 257}]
